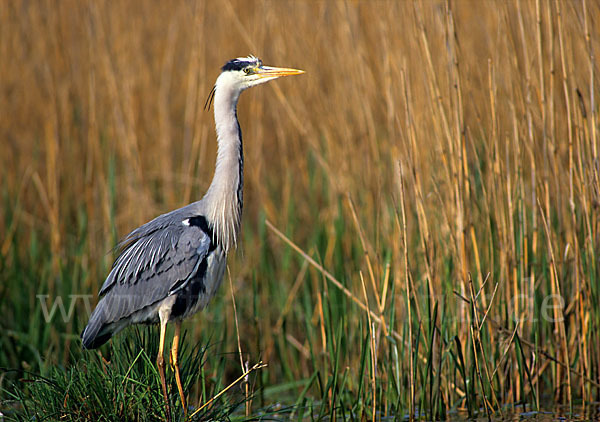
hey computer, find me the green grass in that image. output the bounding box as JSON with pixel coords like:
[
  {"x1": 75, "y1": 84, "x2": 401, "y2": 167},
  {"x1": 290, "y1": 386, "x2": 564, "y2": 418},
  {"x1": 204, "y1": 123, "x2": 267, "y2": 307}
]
[
  {"x1": 2, "y1": 156, "x2": 598, "y2": 419},
  {"x1": 2, "y1": 327, "x2": 245, "y2": 421}
]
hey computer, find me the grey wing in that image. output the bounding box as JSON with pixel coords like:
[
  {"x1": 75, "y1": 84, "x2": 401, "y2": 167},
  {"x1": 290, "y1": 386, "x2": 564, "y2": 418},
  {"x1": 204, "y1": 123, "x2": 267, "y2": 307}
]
[
  {"x1": 81, "y1": 216, "x2": 212, "y2": 349},
  {"x1": 99, "y1": 211, "x2": 186, "y2": 296}
]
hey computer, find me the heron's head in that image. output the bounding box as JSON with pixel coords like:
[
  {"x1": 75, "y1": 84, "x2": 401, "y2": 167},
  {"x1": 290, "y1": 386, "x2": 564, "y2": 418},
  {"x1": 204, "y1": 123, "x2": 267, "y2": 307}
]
[{"x1": 215, "y1": 55, "x2": 304, "y2": 94}]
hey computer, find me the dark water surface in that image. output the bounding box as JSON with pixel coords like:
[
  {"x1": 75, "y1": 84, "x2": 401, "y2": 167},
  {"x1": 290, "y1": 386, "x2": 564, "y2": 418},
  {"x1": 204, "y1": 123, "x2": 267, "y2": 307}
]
[{"x1": 441, "y1": 404, "x2": 600, "y2": 421}]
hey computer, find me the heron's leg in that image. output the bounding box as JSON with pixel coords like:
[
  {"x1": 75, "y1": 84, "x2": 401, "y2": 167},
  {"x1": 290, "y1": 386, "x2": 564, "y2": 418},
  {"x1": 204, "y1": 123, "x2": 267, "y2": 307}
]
[
  {"x1": 157, "y1": 317, "x2": 172, "y2": 422},
  {"x1": 170, "y1": 321, "x2": 187, "y2": 416}
]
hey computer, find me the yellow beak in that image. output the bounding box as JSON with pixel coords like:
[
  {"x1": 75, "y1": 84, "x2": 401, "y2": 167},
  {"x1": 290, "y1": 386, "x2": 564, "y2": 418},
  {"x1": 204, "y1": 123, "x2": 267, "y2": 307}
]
[{"x1": 255, "y1": 65, "x2": 305, "y2": 78}]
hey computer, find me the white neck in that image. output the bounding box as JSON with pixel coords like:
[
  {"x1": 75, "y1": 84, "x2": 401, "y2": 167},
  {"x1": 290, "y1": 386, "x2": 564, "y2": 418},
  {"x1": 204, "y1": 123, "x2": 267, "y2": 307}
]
[{"x1": 203, "y1": 79, "x2": 244, "y2": 253}]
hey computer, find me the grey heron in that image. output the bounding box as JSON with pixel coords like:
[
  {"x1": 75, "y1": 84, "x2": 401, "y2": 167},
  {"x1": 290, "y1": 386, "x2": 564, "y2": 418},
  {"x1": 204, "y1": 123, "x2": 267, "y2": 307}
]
[{"x1": 81, "y1": 55, "x2": 304, "y2": 420}]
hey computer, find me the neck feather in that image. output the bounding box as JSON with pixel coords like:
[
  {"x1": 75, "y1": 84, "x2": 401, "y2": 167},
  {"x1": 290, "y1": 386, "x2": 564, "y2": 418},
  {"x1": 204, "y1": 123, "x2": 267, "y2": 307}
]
[{"x1": 204, "y1": 83, "x2": 244, "y2": 252}]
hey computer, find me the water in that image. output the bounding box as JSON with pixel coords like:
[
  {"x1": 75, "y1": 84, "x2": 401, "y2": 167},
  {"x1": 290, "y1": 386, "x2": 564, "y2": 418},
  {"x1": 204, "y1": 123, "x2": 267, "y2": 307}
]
[
  {"x1": 442, "y1": 404, "x2": 600, "y2": 421},
  {"x1": 229, "y1": 402, "x2": 600, "y2": 421}
]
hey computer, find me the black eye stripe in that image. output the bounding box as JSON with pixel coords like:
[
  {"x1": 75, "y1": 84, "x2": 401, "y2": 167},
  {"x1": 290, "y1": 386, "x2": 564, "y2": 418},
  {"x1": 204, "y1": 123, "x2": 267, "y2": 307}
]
[{"x1": 221, "y1": 57, "x2": 261, "y2": 72}]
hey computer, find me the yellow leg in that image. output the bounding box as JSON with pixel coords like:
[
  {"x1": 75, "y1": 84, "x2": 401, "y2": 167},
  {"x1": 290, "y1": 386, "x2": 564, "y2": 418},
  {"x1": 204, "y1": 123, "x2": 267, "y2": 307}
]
[
  {"x1": 171, "y1": 321, "x2": 187, "y2": 417},
  {"x1": 157, "y1": 317, "x2": 172, "y2": 422}
]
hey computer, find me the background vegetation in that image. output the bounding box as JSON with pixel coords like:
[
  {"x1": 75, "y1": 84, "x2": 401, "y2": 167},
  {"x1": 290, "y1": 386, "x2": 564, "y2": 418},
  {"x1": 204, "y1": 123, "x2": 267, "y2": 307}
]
[{"x1": 1, "y1": 0, "x2": 599, "y2": 419}]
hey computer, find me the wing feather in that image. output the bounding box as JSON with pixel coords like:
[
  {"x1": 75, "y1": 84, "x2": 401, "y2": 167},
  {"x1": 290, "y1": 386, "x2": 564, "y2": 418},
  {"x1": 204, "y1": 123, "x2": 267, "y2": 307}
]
[
  {"x1": 104, "y1": 221, "x2": 209, "y2": 297},
  {"x1": 81, "y1": 212, "x2": 213, "y2": 349}
]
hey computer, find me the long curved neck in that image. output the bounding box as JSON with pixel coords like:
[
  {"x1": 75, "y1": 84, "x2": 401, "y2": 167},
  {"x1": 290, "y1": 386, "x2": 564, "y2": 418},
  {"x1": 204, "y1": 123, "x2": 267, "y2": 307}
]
[{"x1": 204, "y1": 83, "x2": 244, "y2": 253}]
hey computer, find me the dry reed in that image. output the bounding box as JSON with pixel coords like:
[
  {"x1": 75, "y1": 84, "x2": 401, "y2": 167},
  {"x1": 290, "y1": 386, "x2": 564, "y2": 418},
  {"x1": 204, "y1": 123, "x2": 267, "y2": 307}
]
[{"x1": 1, "y1": 0, "x2": 599, "y2": 416}]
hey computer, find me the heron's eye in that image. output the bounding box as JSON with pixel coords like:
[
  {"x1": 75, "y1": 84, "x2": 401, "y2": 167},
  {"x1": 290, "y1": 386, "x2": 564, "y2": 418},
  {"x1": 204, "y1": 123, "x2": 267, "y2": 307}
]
[{"x1": 243, "y1": 68, "x2": 252, "y2": 75}]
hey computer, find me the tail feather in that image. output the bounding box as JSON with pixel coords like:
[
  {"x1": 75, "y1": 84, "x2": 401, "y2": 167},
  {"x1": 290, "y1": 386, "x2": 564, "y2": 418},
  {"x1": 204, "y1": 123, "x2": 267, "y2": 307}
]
[{"x1": 81, "y1": 301, "x2": 113, "y2": 349}]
